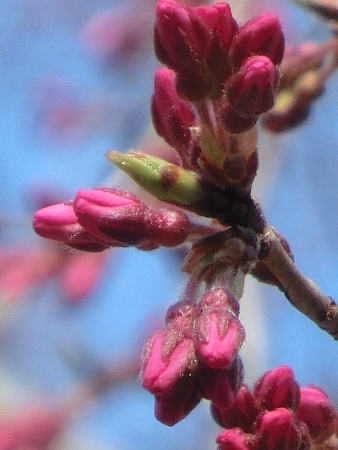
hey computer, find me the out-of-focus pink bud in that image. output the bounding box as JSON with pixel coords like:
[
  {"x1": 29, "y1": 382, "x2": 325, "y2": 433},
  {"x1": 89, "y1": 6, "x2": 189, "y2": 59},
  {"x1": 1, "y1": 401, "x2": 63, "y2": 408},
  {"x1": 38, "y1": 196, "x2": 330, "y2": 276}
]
[
  {"x1": 296, "y1": 386, "x2": 336, "y2": 443},
  {"x1": 142, "y1": 330, "x2": 196, "y2": 395},
  {"x1": 150, "y1": 209, "x2": 190, "y2": 247},
  {"x1": 154, "y1": 375, "x2": 202, "y2": 426},
  {"x1": 253, "y1": 366, "x2": 300, "y2": 412},
  {"x1": 216, "y1": 428, "x2": 252, "y2": 450},
  {"x1": 33, "y1": 202, "x2": 109, "y2": 252},
  {"x1": 198, "y1": 356, "x2": 243, "y2": 409},
  {"x1": 229, "y1": 14, "x2": 285, "y2": 70},
  {"x1": 226, "y1": 56, "x2": 279, "y2": 117},
  {"x1": 211, "y1": 384, "x2": 259, "y2": 433},
  {"x1": 73, "y1": 188, "x2": 151, "y2": 247},
  {"x1": 255, "y1": 408, "x2": 305, "y2": 450},
  {"x1": 61, "y1": 251, "x2": 109, "y2": 304},
  {"x1": 151, "y1": 67, "x2": 196, "y2": 151},
  {"x1": 0, "y1": 427, "x2": 17, "y2": 449},
  {"x1": 194, "y1": 289, "x2": 245, "y2": 369},
  {"x1": 11, "y1": 407, "x2": 65, "y2": 449}
]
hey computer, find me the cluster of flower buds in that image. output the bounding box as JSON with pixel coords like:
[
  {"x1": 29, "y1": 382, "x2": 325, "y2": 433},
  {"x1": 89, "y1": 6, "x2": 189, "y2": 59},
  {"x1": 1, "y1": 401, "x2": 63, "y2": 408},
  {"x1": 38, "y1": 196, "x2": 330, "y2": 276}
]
[
  {"x1": 144, "y1": 0, "x2": 285, "y2": 194},
  {"x1": 33, "y1": 187, "x2": 192, "y2": 252},
  {"x1": 141, "y1": 287, "x2": 245, "y2": 426},
  {"x1": 213, "y1": 365, "x2": 338, "y2": 450},
  {"x1": 262, "y1": 39, "x2": 338, "y2": 132}
]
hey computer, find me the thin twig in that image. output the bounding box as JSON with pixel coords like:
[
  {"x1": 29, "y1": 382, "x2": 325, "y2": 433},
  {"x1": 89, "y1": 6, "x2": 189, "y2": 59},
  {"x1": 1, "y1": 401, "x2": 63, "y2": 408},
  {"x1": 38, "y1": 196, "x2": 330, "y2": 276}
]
[{"x1": 261, "y1": 225, "x2": 338, "y2": 339}]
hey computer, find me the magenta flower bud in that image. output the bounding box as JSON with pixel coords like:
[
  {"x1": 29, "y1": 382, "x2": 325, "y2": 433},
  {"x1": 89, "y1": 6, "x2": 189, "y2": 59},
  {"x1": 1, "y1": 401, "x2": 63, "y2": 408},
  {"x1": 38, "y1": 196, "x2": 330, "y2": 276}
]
[
  {"x1": 154, "y1": 375, "x2": 202, "y2": 426},
  {"x1": 149, "y1": 209, "x2": 191, "y2": 247},
  {"x1": 73, "y1": 188, "x2": 153, "y2": 247},
  {"x1": 253, "y1": 366, "x2": 300, "y2": 412},
  {"x1": 142, "y1": 330, "x2": 196, "y2": 395},
  {"x1": 154, "y1": 0, "x2": 211, "y2": 100},
  {"x1": 197, "y1": 357, "x2": 243, "y2": 410},
  {"x1": 255, "y1": 408, "x2": 304, "y2": 450},
  {"x1": 216, "y1": 428, "x2": 252, "y2": 450},
  {"x1": 194, "y1": 291, "x2": 245, "y2": 369},
  {"x1": 33, "y1": 202, "x2": 109, "y2": 252},
  {"x1": 226, "y1": 56, "x2": 279, "y2": 117},
  {"x1": 229, "y1": 14, "x2": 285, "y2": 70},
  {"x1": 151, "y1": 68, "x2": 196, "y2": 151},
  {"x1": 211, "y1": 384, "x2": 259, "y2": 433},
  {"x1": 191, "y1": 2, "x2": 239, "y2": 97},
  {"x1": 295, "y1": 386, "x2": 336, "y2": 443}
]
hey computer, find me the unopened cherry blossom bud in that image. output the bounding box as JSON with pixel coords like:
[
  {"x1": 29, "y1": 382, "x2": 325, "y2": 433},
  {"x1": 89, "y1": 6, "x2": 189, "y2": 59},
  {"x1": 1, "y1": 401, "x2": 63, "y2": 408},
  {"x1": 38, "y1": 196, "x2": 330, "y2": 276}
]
[
  {"x1": 216, "y1": 428, "x2": 252, "y2": 450},
  {"x1": 255, "y1": 408, "x2": 305, "y2": 450},
  {"x1": 193, "y1": 2, "x2": 238, "y2": 96},
  {"x1": 194, "y1": 289, "x2": 245, "y2": 369},
  {"x1": 151, "y1": 67, "x2": 196, "y2": 151},
  {"x1": 253, "y1": 366, "x2": 300, "y2": 412},
  {"x1": 230, "y1": 14, "x2": 284, "y2": 70},
  {"x1": 154, "y1": 0, "x2": 211, "y2": 100},
  {"x1": 142, "y1": 330, "x2": 196, "y2": 395},
  {"x1": 226, "y1": 56, "x2": 279, "y2": 117},
  {"x1": 73, "y1": 188, "x2": 152, "y2": 247},
  {"x1": 296, "y1": 386, "x2": 336, "y2": 443},
  {"x1": 197, "y1": 356, "x2": 243, "y2": 409},
  {"x1": 211, "y1": 384, "x2": 259, "y2": 432},
  {"x1": 33, "y1": 202, "x2": 109, "y2": 252},
  {"x1": 154, "y1": 375, "x2": 202, "y2": 426}
]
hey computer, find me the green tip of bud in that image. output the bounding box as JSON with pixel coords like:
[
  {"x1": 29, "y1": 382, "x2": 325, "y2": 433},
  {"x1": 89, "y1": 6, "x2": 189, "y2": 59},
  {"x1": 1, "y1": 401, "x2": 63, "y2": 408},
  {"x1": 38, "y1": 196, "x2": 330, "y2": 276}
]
[{"x1": 107, "y1": 151, "x2": 207, "y2": 208}]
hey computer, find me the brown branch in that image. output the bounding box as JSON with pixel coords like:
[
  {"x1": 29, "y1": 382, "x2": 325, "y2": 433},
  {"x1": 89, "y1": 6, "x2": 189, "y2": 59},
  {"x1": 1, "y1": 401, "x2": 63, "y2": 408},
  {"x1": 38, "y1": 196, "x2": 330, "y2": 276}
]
[{"x1": 261, "y1": 225, "x2": 338, "y2": 339}]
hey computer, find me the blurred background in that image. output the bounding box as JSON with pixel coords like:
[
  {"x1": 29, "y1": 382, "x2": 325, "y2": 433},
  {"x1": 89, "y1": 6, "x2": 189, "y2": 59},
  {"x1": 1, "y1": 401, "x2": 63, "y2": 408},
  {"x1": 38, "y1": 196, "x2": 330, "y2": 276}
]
[{"x1": 1, "y1": 0, "x2": 338, "y2": 448}]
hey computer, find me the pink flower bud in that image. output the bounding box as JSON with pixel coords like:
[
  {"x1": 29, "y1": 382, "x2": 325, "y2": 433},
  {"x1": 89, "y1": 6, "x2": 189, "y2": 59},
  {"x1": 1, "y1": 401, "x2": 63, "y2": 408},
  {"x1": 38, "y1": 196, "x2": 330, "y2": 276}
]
[
  {"x1": 151, "y1": 67, "x2": 196, "y2": 151},
  {"x1": 33, "y1": 202, "x2": 109, "y2": 252},
  {"x1": 194, "y1": 289, "x2": 244, "y2": 369},
  {"x1": 197, "y1": 357, "x2": 243, "y2": 410},
  {"x1": 154, "y1": 0, "x2": 211, "y2": 100},
  {"x1": 154, "y1": 375, "x2": 202, "y2": 426},
  {"x1": 226, "y1": 56, "x2": 279, "y2": 117},
  {"x1": 253, "y1": 366, "x2": 300, "y2": 412},
  {"x1": 73, "y1": 188, "x2": 152, "y2": 247},
  {"x1": 255, "y1": 408, "x2": 305, "y2": 450},
  {"x1": 211, "y1": 384, "x2": 259, "y2": 433},
  {"x1": 295, "y1": 386, "x2": 336, "y2": 443},
  {"x1": 229, "y1": 14, "x2": 285, "y2": 70},
  {"x1": 191, "y1": 2, "x2": 238, "y2": 97},
  {"x1": 194, "y1": 309, "x2": 245, "y2": 369},
  {"x1": 216, "y1": 428, "x2": 252, "y2": 450},
  {"x1": 142, "y1": 330, "x2": 196, "y2": 395}
]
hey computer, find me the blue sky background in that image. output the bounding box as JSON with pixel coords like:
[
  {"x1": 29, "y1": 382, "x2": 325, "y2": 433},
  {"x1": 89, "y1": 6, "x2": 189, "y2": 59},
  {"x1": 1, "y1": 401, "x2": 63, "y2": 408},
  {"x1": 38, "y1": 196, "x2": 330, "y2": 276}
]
[{"x1": 1, "y1": 0, "x2": 338, "y2": 448}]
